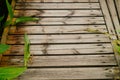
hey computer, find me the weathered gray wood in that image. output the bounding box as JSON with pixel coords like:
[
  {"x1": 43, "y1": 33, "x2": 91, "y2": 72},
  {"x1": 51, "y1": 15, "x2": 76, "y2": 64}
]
[
  {"x1": 1, "y1": 0, "x2": 119, "y2": 79},
  {"x1": 106, "y1": 0, "x2": 120, "y2": 68},
  {"x1": 15, "y1": 3, "x2": 100, "y2": 9},
  {"x1": 9, "y1": 25, "x2": 107, "y2": 34},
  {"x1": 18, "y1": 17, "x2": 105, "y2": 25},
  {"x1": 7, "y1": 34, "x2": 110, "y2": 44},
  {"x1": 106, "y1": 0, "x2": 120, "y2": 37},
  {"x1": 17, "y1": 67, "x2": 118, "y2": 80},
  {"x1": 14, "y1": 10, "x2": 102, "y2": 17},
  {"x1": 99, "y1": 0, "x2": 116, "y2": 38},
  {"x1": 17, "y1": 0, "x2": 99, "y2": 2},
  {"x1": 8, "y1": 44, "x2": 113, "y2": 55},
  {"x1": 9, "y1": 47, "x2": 113, "y2": 55},
  {"x1": 7, "y1": 54, "x2": 116, "y2": 66},
  {"x1": 100, "y1": 0, "x2": 120, "y2": 70},
  {"x1": 115, "y1": 0, "x2": 120, "y2": 20}
]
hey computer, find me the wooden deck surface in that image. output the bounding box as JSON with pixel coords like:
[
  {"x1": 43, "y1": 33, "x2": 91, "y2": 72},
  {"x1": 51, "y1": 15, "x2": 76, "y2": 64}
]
[{"x1": 0, "y1": 0, "x2": 120, "y2": 79}]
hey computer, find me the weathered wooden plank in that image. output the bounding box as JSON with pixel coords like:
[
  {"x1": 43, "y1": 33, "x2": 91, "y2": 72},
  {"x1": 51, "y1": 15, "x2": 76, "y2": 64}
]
[
  {"x1": 9, "y1": 47, "x2": 113, "y2": 55},
  {"x1": 17, "y1": 0, "x2": 99, "y2": 2},
  {"x1": 6, "y1": 54, "x2": 116, "y2": 67},
  {"x1": 99, "y1": 0, "x2": 116, "y2": 38},
  {"x1": 14, "y1": 10, "x2": 102, "y2": 17},
  {"x1": 15, "y1": 3, "x2": 100, "y2": 9},
  {"x1": 17, "y1": 67, "x2": 118, "y2": 80},
  {"x1": 106, "y1": 0, "x2": 120, "y2": 68},
  {"x1": 100, "y1": 0, "x2": 120, "y2": 69},
  {"x1": 7, "y1": 34, "x2": 110, "y2": 44},
  {"x1": 115, "y1": 0, "x2": 120, "y2": 20},
  {"x1": 11, "y1": 44, "x2": 112, "y2": 50},
  {"x1": 18, "y1": 17, "x2": 104, "y2": 25},
  {"x1": 9, "y1": 25, "x2": 107, "y2": 34},
  {"x1": 8, "y1": 44, "x2": 113, "y2": 55},
  {"x1": 106, "y1": 0, "x2": 120, "y2": 37}
]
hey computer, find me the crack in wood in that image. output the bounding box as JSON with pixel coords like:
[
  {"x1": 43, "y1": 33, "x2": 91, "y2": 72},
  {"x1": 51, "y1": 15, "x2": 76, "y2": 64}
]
[{"x1": 73, "y1": 48, "x2": 81, "y2": 54}]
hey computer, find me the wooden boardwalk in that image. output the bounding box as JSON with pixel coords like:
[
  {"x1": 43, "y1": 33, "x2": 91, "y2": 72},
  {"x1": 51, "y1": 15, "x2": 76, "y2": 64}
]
[{"x1": 0, "y1": 0, "x2": 120, "y2": 79}]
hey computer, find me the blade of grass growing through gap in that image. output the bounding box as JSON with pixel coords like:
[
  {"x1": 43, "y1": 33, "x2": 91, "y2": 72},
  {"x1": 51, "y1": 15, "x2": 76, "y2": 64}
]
[
  {"x1": 6, "y1": 0, "x2": 13, "y2": 20},
  {"x1": 24, "y1": 34, "x2": 30, "y2": 67},
  {"x1": 15, "y1": 17, "x2": 39, "y2": 24},
  {"x1": 0, "y1": 16, "x2": 4, "y2": 22},
  {"x1": 0, "y1": 16, "x2": 4, "y2": 27},
  {"x1": 0, "y1": 44, "x2": 10, "y2": 54},
  {"x1": 3, "y1": 0, "x2": 14, "y2": 27},
  {"x1": 112, "y1": 40, "x2": 120, "y2": 55}
]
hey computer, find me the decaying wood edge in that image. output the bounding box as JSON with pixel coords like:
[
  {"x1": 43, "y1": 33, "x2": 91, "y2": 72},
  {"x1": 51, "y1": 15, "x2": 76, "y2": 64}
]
[
  {"x1": 100, "y1": 0, "x2": 120, "y2": 78},
  {"x1": 106, "y1": 0, "x2": 120, "y2": 68},
  {"x1": 106, "y1": 0, "x2": 120, "y2": 37},
  {"x1": 0, "y1": 0, "x2": 16, "y2": 63}
]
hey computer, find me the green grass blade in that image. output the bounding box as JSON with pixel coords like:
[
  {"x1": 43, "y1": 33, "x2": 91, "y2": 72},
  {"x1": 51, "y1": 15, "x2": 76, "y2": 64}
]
[
  {"x1": 0, "y1": 16, "x2": 4, "y2": 22},
  {"x1": 24, "y1": 34, "x2": 30, "y2": 67},
  {"x1": 4, "y1": 20, "x2": 12, "y2": 27},
  {"x1": 0, "y1": 66, "x2": 27, "y2": 80},
  {"x1": 112, "y1": 40, "x2": 120, "y2": 55},
  {"x1": 6, "y1": 0, "x2": 13, "y2": 19},
  {"x1": 15, "y1": 17, "x2": 39, "y2": 24},
  {"x1": 0, "y1": 44, "x2": 10, "y2": 54}
]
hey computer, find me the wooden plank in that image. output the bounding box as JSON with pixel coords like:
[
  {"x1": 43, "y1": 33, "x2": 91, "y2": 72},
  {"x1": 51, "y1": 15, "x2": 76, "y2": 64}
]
[
  {"x1": 9, "y1": 47, "x2": 113, "y2": 55},
  {"x1": 15, "y1": 3, "x2": 100, "y2": 9},
  {"x1": 115, "y1": 0, "x2": 120, "y2": 20},
  {"x1": 106, "y1": 0, "x2": 120, "y2": 37},
  {"x1": 7, "y1": 34, "x2": 110, "y2": 44},
  {"x1": 5, "y1": 54, "x2": 116, "y2": 67},
  {"x1": 100, "y1": 0, "x2": 116, "y2": 36},
  {"x1": 100, "y1": 0, "x2": 120, "y2": 68},
  {"x1": 9, "y1": 25, "x2": 107, "y2": 34},
  {"x1": 14, "y1": 10, "x2": 103, "y2": 17},
  {"x1": 17, "y1": 67, "x2": 119, "y2": 80},
  {"x1": 8, "y1": 44, "x2": 113, "y2": 55},
  {"x1": 17, "y1": 0, "x2": 99, "y2": 2},
  {"x1": 107, "y1": 0, "x2": 120, "y2": 68},
  {"x1": 17, "y1": 17, "x2": 105, "y2": 25}
]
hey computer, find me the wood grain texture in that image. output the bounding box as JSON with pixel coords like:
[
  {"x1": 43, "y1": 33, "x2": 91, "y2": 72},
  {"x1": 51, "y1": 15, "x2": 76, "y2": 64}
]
[
  {"x1": 106, "y1": 0, "x2": 120, "y2": 37},
  {"x1": 18, "y1": 67, "x2": 119, "y2": 80},
  {"x1": 106, "y1": 0, "x2": 120, "y2": 68},
  {"x1": 17, "y1": 0, "x2": 99, "y2": 2},
  {"x1": 15, "y1": 3, "x2": 100, "y2": 9},
  {"x1": 1, "y1": 0, "x2": 119, "y2": 79},
  {"x1": 17, "y1": 17, "x2": 105, "y2": 25},
  {"x1": 99, "y1": 0, "x2": 116, "y2": 38},
  {"x1": 14, "y1": 10, "x2": 102, "y2": 17},
  {"x1": 9, "y1": 25, "x2": 107, "y2": 34},
  {"x1": 5, "y1": 54, "x2": 116, "y2": 67},
  {"x1": 7, "y1": 43, "x2": 113, "y2": 55},
  {"x1": 7, "y1": 34, "x2": 110, "y2": 44},
  {"x1": 115, "y1": 0, "x2": 120, "y2": 20}
]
